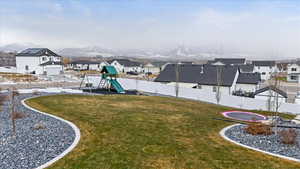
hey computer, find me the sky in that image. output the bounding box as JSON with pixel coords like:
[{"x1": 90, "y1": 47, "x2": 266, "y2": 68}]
[{"x1": 0, "y1": 0, "x2": 300, "y2": 58}]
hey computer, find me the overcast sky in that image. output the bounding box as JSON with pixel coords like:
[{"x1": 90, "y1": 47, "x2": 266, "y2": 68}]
[{"x1": 1, "y1": 0, "x2": 300, "y2": 58}]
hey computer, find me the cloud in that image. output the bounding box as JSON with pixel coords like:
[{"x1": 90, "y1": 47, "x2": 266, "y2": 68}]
[{"x1": 1, "y1": 0, "x2": 300, "y2": 58}]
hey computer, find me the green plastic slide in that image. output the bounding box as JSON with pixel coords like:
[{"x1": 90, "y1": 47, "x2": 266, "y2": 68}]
[{"x1": 110, "y1": 79, "x2": 125, "y2": 93}]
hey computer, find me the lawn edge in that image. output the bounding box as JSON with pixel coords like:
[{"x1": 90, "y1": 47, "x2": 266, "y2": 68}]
[
  {"x1": 219, "y1": 124, "x2": 300, "y2": 163},
  {"x1": 22, "y1": 96, "x2": 81, "y2": 169}
]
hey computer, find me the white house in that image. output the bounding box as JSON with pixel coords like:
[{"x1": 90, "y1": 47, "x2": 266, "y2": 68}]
[
  {"x1": 16, "y1": 48, "x2": 63, "y2": 75},
  {"x1": 235, "y1": 72, "x2": 261, "y2": 93},
  {"x1": 142, "y1": 63, "x2": 160, "y2": 74},
  {"x1": 252, "y1": 61, "x2": 277, "y2": 81},
  {"x1": 254, "y1": 86, "x2": 288, "y2": 104},
  {"x1": 208, "y1": 58, "x2": 246, "y2": 65},
  {"x1": 197, "y1": 65, "x2": 240, "y2": 95},
  {"x1": 69, "y1": 60, "x2": 109, "y2": 71},
  {"x1": 154, "y1": 64, "x2": 202, "y2": 88},
  {"x1": 155, "y1": 64, "x2": 243, "y2": 95},
  {"x1": 109, "y1": 59, "x2": 142, "y2": 73},
  {"x1": 287, "y1": 62, "x2": 300, "y2": 83}
]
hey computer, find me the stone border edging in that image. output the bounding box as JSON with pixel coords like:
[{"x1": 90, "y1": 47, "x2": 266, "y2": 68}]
[
  {"x1": 219, "y1": 124, "x2": 300, "y2": 163},
  {"x1": 21, "y1": 96, "x2": 81, "y2": 169}
]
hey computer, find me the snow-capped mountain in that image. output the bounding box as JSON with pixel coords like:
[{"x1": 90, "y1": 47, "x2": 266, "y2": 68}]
[
  {"x1": 57, "y1": 46, "x2": 116, "y2": 57},
  {"x1": 0, "y1": 43, "x2": 41, "y2": 53},
  {"x1": 0, "y1": 43, "x2": 224, "y2": 60}
]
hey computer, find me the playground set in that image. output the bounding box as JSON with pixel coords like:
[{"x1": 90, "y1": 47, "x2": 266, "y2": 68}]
[{"x1": 79, "y1": 66, "x2": 125, "y2": 94}]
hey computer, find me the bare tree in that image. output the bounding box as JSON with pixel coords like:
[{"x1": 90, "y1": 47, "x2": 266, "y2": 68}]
[
  {"x1": 0, "y1": 88, "x2": 8, "y2": 112},
  {"x1": 215, "y1": 64, "x2": 223, "y2": 104},
  {"x1": 267, "y1": 70, "x2": 283, "y2": 135},
  {"x1": 175, "y1": 64, "x2": 180, "y2": 98},
  {"x1": 9, "y1": 88, "x2": 26, "y2": 136}
]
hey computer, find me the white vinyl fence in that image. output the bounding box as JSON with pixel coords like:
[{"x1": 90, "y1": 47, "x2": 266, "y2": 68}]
[{"x1": 118, "y1": 78, "x2": 300, "y2": 115}]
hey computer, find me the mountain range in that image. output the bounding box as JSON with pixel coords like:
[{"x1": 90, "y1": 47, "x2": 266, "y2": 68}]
[{"x1": 0, "y1": 43, "x2": 252, "y2": 60}]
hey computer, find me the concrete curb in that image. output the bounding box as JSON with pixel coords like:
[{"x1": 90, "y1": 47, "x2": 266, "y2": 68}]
[
  {"x1": 219, "y1": 124, "x2": 300, "y2": 163},
  {"x1": 21, "y1": 96, "x2": 81, "y2": 169}
]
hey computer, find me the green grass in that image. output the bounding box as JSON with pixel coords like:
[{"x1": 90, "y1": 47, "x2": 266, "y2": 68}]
[{"x1": 26, "y1": 95, "x2": 300, "y2": 169}]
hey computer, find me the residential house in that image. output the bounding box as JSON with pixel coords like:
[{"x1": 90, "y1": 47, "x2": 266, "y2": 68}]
[
  {"x1": 142, "y1": 63, "x2": 160, "y2": 74},
  {"x1": 235, "y1": 72, "x2": 261, "y2": 93},
  {"x1": 208, "y1": 58, "x2": 246, "y2": 65},
  {"x1": 108, "y1": 59, "x2": 142, "y2": 73},
  {"x1": 197, "y1": 65, "x2": 239, "y2": 95},
  {"x1": 252, "y1": 61, "x2": 277, "y2": 81},
  {"x1": 69, "y1": 60, "x2": 108, "y2": 71},
  {"x1": 287, "y1": 61, "x2": 300, "y2": 83},
  {"x1": 155, "y1": 63, "x2": 262, "y2": 96},
  {"x1": 254, "y1": 86, "x2": 288, "y2": 104},
  {"x1": 154, "y1": 64, "x2": 203, "y2": 88},
  {"x1": 238, "y1": 64, "x2": 254, "y2": 73},
  {"x1": 16, "y1": 48, "x2": 63, "y2": 75}
]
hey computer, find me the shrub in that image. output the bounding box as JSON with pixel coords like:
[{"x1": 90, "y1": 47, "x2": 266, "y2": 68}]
[
  {"x1": 244, "y1": 123, "x2": 273, "y2": 135},
  {"x1": 279, "y1": 129, "x2": 298, "y2": 145}
]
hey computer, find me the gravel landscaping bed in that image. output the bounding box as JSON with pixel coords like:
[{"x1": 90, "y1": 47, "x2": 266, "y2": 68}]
[
  {"x1": 225, "y1": 124, "x2": 300, "y2": 160},
  {"x1": 0, "y1": 93, "x2": 76, "y2": 169}
]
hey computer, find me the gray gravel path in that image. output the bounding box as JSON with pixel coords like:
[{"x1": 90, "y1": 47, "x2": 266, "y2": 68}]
[
  {"x1": 225, "y1": 124, "x2": 300, "y2": 160},
  {"x1": 0, "y1": 93, "x2": 76, "y2": 169}
]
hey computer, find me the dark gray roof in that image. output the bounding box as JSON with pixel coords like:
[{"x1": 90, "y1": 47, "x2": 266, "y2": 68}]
[
  {"x1": 208, "y1": 58, "x2": 246, "y2": 65},
  {"x1": 40, "y1": 61, "x2": 63, "y2": 66},
  {"x1": 109, "y1": 59, "x2": 141, "y2": 67},
  {"x1": 254, "y1": 86, "x2": 287, "y2": 98},
  {"x1": 252, "y1": 61, "x2": 275, "y2": 67},
  {"x1": 237, "y1": 73, "x2": 261, "y2": 84},
  {"x1": 16, "y1": 48, "x2": 60, "y2": 57},
  {"x1": 197, "y1": 65, "x2": 239, "y2": 86},
  {"x1": 154, "y1": 64, "x2": 203, "y2": 83},
  {"x1": 238, "y1": 64, "x2": 254, "y2": 73},
  {"x1": 155, "y1": 64, "x2": 239, "y2": 87},
  {"x1": 70, "y1": 60, "x2": 100, "y2": 64}
]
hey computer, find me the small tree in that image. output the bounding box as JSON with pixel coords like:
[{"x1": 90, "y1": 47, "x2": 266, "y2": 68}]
[
  {"x1": 9, "y1": 88, "x2": 26, "y2": 136},
  {"x1": 215, "y1": 64, "x2": 224, "y2": 104},
  {"x1": 175, "y1": 64, "x2": 180, "y2": 98},
  {"x1": 62, "y1": 57, "x2": 71, "y2": 65},
  {"x1": 0, "y1": 88, "x2": 8, "y2": 112},
  {"x1": 267, "y1": 70, "x2": 283, "y2": 135}
]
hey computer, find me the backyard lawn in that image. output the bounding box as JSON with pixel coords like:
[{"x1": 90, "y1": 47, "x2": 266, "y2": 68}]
[{"x1": 26, "y1": 95, "x2": 300, "y2": 169}]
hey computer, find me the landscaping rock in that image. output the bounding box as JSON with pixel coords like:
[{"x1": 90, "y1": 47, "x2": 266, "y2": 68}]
[
  {"x1": 0, "y1": 93, "x2": 76, "y2": 169},
  {"x1": 225, "y1": 124, "x2": 300, "y2": 160}
]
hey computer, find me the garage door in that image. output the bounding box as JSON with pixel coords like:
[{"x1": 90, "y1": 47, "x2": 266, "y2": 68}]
[{"x1": 46, "y1": 66, "x2": 62, "y2": 75}]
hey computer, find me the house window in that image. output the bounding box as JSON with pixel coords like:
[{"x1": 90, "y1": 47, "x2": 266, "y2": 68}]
[
  {"x1": 42, "y1": 57, "x2": 46, "y2": 61},
  {"x1": 291, "y1": 76, "x2": 298, "y2": 80},
  {"x1": 213, "y1": 86, "x2": 217, "y2": 92},
  {"x1": 292, "y1": 68, "x2": 297, "y2": 71},
  {"x1": 262, "y1": 72, "x2": 266, "y2": 75},
  {"x1": 25, "y1": 65, "x2": 29, "y2": 70}
]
